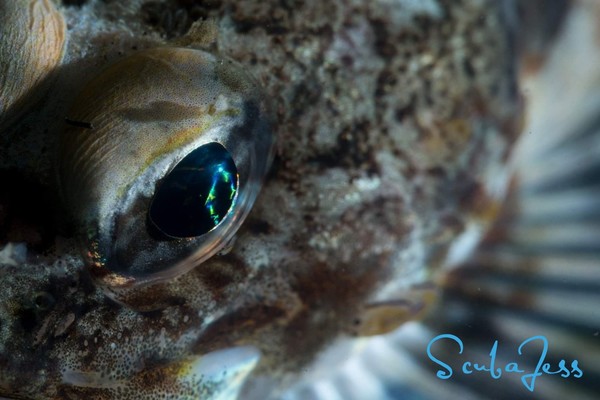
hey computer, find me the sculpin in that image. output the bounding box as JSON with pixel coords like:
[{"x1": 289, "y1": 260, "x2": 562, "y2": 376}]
[{"x1": 0, "y1": 0, "x2": 598, "y2": 399}]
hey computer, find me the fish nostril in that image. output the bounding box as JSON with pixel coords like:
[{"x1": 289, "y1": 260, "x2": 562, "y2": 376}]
[{"x1": 33, "y1": 292, "x2": 55, "y2": 311}]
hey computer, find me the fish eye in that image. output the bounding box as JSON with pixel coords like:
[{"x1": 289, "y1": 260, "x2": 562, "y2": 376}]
[
  {"x1": 57, "y1": 47, "x2": 274, "y2": 291},
  {"x1": 148, "y1": 142, "x2": 239, "y2": 239}
]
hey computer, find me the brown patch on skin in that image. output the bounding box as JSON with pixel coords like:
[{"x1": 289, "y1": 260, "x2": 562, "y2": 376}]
[
  {"x1": 459, "y1": 181, "x2": 502, "y2": 224},
  {"x1": 370, "y1": 18, "x2": 396, "y2": 60},
  {"x1": 194, "y1": 305, "x2": 287, "y2": 354},
  {"x1": 142, "y1": 0, "x2": 222, "y2": 39},
  {"x1": 195, "y1": 255, "x2": 248, "y2": 299},
  {"x1": 133, "y1": 359, "x2": 186, "y2": 392},
  {"x1": 57, "y1": 386, "x2": 113, "y2": 400},
  {"x1": 274, "y1": 255, "x2": 390, "y2": 370},
  {"x1": 417, "y1": 119, "x2": 472, "y2": 167},
  {"x1": 441, "y1": 119, "x2": 473, "y2": 151},
  {"x1": 1, "y1": 297, "x2": 58, "y2": 397},
  {"x1": 306, "y1": 120, "x2": 380, "y2": 176},
  {"x1": 243, "y1": 218, "x2": 273, "y2": 235},
  {"x1": 112, "y1": 283, "x2": 187, "y2": 313},
  {"x1": 520, "y1": 53, "x2": 547, "y2": 78},
  {"x1": 414, "y1": 94, "x2": 493, "y2": 167},
  {"x1": 289, "y1": 80, "x2": 321, "y2": 119},
  {"x1": 198, "y1": 265, "x2": 235, "y2": 293},
  {"x1": 230, "y1": 2, "x2": 294, "y2": 34}
]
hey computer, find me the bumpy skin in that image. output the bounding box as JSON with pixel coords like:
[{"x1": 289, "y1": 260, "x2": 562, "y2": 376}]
[{"x1": 0, "y1": 0, "x2": 519, "y2": 399}]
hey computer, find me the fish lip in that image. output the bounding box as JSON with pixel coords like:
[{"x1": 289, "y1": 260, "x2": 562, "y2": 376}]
[{"x1": 59, "y1": 345, "x2": 261, "y2": 399}]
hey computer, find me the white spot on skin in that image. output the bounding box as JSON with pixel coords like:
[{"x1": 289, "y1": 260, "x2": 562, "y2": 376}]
[
  {"x1": 444, "y1": 222, "x2": 484, "y2": 267},
  {"x1": 240, "y1": 237, "x2": 271, "y2": 271},
  {"x1": 214, "y1": 93, "x2": 230, "y2": 112},
  {"x1": 158, "y1": 327, "x2": 167, "y2": 356},
  {"x1": 376, "y1": 0, "x2": 443, "y2": 30},
  {"x1": 308, "y1": 231, "x2": 340, "y2": 253},
  {"x1": 201, "y1": 314, "x2": 216, "y2": 328},
  {"x1": 354, "y1": 176, "x2": 381, "y2": 192},
  {"x1": 183, "y1": 315, "x2": 189, "y2": 323},
  {"x1": 61, "y1": 369, "x2": 124, "y2": 388},
  {"x1": 0, "y1": 243, "x2": 28, "y2": 266}
]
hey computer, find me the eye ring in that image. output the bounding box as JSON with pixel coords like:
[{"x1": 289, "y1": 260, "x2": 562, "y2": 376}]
[{"x1": 57, "y1": 47, "x2": 274, "y2": 293}]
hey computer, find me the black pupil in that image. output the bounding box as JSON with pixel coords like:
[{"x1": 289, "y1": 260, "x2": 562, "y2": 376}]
[{"x1": 148, "y1": 142, "x2": 238, "y2": 238}]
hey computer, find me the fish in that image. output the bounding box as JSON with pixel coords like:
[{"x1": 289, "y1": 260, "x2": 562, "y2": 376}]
[{"x1": 0, "y1": 0, "x2": 598, "y2": 399}]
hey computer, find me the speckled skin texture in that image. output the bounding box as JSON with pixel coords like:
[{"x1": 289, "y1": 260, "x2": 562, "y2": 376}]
[{"x1": 0, "y1": 0, "x2": 519, "y2": 399}]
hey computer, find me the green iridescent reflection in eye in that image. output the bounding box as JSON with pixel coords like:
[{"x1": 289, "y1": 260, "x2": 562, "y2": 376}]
[{"x1": 148, "y1": 142, "x2": 238, "y2": 238}]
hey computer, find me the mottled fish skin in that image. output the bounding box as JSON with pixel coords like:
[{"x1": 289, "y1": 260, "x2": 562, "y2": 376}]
[
  {"x1": 280, "y1": 2, "x2": 600, "y2": 399},
  {"x1": 1, "y1": 0, "x2": 525, "y2": 399}
]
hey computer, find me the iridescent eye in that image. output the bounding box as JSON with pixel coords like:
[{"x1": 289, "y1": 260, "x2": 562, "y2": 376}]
[
  {"x1": 148, "y1": 142, "x2": 239, "y2": 238},
  {"x1": 57, "y1": 47, "x2": 274, "y2": 290}
]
